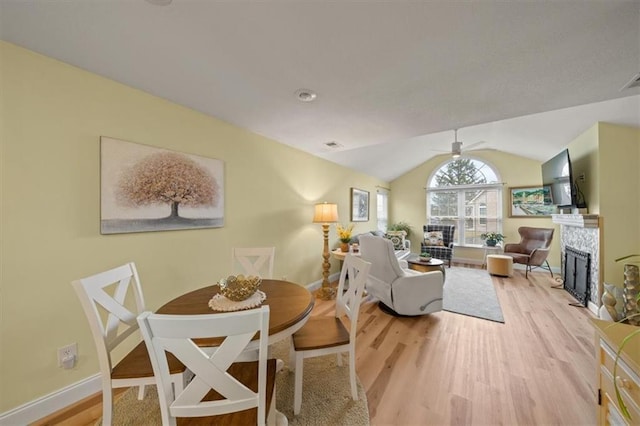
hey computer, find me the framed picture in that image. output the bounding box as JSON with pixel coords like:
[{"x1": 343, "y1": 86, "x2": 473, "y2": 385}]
[
  {"x1": 100, "y1": 136, "x2": 224, "y2": 234},
  {"x1": 509, "y1": 186, "x2": 555, "y2": 217},
  {"x1": 350, "y1": 188, "x2": 369, "y2": 222}
]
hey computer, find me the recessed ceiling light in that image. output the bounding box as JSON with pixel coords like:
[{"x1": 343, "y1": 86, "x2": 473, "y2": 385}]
[
  {"x1": 145, "y1": 0, "x2": 172, "y2": 5},
  {"x1": 295, "y1": 89, "x2": 317, "y2": 102}
]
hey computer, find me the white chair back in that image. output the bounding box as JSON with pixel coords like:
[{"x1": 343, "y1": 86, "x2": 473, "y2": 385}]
[
  {"x1": 232, "y1": 247, "x2": 275, "y2": 278},
  {"x1": 359, "y1": 234, "x2": 404, "y2": 283},
  {"x1": 336, "y1": 254, "x2": 371, "y2": 337},
  {"x1": 72, "y1": 262, "x2": 145, "y2": 375},
  {"x1": 138, "y1": 306, "x2": 271, "y2": 426}
]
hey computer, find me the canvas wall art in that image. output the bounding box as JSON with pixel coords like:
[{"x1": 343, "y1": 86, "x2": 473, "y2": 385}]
[
  {"x1": 101, "y1": 137, "x2": 224, "y2": 234},
  {"x1": 350, "y1": 188, "x2": 369, "y2": 222},
  {"x1": 509, "y1": 186, "x2": 555, "y2": 217}
]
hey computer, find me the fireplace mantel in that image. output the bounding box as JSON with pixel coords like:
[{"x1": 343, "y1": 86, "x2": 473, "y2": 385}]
[{"x1": 552, "y1": 214, "x2": 599, "y2": 228}]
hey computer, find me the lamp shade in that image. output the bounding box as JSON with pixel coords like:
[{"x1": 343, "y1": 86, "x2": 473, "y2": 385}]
[{"x1": 313, "y1": 202, "x2": 338, "y2": 223}]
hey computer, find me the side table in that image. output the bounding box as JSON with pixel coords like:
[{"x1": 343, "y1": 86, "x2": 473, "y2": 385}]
[
  {"x1": 482, "y1": 245, "x2": 503, "y2": 268},
  {"x1": 407, "y1": 256, "x2": 445, "y2": 274},
  {"x1": 331, "y1": 248, "x2": 360, "y2": 262}
]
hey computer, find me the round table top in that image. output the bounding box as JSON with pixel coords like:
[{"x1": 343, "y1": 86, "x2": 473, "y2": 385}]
[
  {"x1": 157, "y1": 280, "x2": 314, "y2": 338},
  {"x1": 407, "y1": 256, "x2": 444, "y2": 266}
]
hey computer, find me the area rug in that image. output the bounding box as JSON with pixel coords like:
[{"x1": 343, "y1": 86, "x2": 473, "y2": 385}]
[
  {"x1": 442, "y1": 266, "x2": 505, "y2": 323},
  {"x1": 97, "y1": 340, "x2": 369, "y2": 425}
]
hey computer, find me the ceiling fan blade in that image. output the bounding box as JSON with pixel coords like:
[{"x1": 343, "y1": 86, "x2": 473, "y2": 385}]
[{"x1": 463, "y1": 140, "x2": 486, "y2": 150}]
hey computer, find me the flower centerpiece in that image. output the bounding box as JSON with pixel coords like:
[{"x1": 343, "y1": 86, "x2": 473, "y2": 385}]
[
  {"x1": 336, "y1": 223, "x2": 354, "y2": 252},
  {"x1": 480, "y1": 232, "x2": 505, "y2": 247}
]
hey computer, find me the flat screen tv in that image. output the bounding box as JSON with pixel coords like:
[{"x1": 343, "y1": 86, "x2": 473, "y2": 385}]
[{"x1": 541, "y1": 149, "x2": 576, "y2": 208}]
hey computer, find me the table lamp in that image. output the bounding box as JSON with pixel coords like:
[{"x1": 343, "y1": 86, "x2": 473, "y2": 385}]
[{"x1": 313, "y1": 202, "x2": 339, "y2": 300}]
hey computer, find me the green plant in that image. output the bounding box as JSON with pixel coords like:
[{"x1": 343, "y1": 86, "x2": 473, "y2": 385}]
[
  {"x1": 388, "y1": 221, "x2": 412, "y2": 238},
  {"x1": 480, "y1": 232, "x2": 505, "y2": 242}
]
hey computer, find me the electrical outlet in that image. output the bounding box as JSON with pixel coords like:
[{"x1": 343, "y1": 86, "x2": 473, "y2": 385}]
[
  {"x1": 282, "y1": 275, "x2": 287, "y2": 281},
  {"x1": 58, "y1": 343, "x2": 77, "y2": 368}
]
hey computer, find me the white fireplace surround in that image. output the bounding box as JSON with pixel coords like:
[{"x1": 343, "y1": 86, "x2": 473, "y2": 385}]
[{"x1": 552, "y1": 214, "x2": 600, "y2": 314}]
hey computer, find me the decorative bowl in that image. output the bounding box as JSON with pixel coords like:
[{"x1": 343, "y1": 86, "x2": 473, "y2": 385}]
[
  {"x1": 419, "y1": 255, "x2": 432, "y2": 262},
  {"x1": 218, "y1": 274, "x2": 262, "y2": 301}
]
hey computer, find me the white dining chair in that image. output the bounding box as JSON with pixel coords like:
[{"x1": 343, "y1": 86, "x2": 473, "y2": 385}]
[
  {"x1": 232, "y1": 247, "x2": 275, "y2": 278},
  {"x1": 290, "y1": 254, "x2": 371, "y2": 415},
  {"x1": 137, "y1": 306, "x2": 277, "y2": 426},
  {"x1": 71, "y1": 262, "x2": 186, "y2": 426}
]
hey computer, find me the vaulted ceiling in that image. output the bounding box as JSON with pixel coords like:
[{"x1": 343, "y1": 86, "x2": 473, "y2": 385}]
[{"x1": 2, "y1": 1, "x2": 639, "y2": 181}]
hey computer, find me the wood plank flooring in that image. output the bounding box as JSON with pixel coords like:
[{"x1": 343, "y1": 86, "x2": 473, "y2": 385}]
[{"x1": 33, "y1": 265, "x2": 598, "y2": 425}]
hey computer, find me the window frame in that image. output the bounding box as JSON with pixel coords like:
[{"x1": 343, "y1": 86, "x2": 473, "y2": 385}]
[
  {"x1": 426, "y1": 158, "x2": 503, "y2": 247},
  {"x1": 376, "y1": 187, "x2": 389, "y2": 233}
]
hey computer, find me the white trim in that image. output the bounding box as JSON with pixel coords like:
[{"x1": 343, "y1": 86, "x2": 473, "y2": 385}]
[
  {"x1": 305, "y1": 273, "x2": 340, "y2": 292},
  {"x1": 452, "y1": 256, "x2": 483, "y2": 266},
  {"x1": 0, "y1": 374, "x2": 101, "y2": 425}
]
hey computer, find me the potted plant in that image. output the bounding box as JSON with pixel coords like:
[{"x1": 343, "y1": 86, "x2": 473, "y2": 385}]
[
  {"x1": 388, "y1": 221, "x2": 412, "y2": 238},
  {"x1": 480, "y1": 232, "x2": 505, "y2": 247},
  {"x1": 336, "y1": 223, "x2": 354, "y2": 252},
  {"x1": 419, "y1": 250, "x2": 431, "y2": 262}
]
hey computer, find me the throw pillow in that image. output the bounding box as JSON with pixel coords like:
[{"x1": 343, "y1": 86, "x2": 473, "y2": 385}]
[
  {"x1": 424, "y1": 231, "x2": 444, "y2": 246},
  {"x1": 385, "y1": 233, "x2": 405, "y2": 250}
]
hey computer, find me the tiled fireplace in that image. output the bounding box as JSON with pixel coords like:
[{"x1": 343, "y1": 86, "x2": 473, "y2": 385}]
[{"x1": 551, "y1": 214, "x2": 600, "y2": 314}]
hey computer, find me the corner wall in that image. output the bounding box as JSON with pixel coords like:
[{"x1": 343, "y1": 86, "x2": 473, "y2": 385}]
[{"x1": 597, "y1": 123, "x2": 640, "y2": 286}]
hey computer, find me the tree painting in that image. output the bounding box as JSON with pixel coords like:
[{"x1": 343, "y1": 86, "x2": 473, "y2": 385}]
[
  {"x1": 116, "y1": 152, "x2": 220, "y2": 219},
  {"x1": 101, "y1": 137, "x2": 224, "y2": 234}
]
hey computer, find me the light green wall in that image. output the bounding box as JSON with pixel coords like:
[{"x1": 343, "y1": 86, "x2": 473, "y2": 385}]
[
  {"x1": 564, "y1": 122, "x2": 640, "y2": 289},
  {"x1": 0, "y1": 41, "x2": 386, "y2": 411},
  {"x1": 597, "y1": 123, "x2": 640, "y2": 286},
  {"x1": 389, "y1": 150, "x2": 560, "y2": 266}
]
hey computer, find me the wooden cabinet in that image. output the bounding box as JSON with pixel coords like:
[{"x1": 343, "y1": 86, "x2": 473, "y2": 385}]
[{"x1": 591, "y1": 319, "x2": 640, "y2": 425}]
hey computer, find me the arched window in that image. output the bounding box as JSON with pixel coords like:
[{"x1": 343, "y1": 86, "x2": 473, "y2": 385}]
[{"x1": 426, "y1": 158, "x2": 502, "y2": 246}]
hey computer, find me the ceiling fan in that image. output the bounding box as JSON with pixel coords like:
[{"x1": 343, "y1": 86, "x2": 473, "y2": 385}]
[{"x1": 449, "y1": 129, "x2": 486, "y2": 158}]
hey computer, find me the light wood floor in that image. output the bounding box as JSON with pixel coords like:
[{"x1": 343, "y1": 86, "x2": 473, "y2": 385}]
[{"x1": 33, "y1": 265, "x2": 598, "y2": 426}]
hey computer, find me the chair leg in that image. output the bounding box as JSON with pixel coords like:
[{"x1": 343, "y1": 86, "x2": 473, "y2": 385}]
[
  {"x1": 267, "y1": 387, "x2": 277, "y2": 426},
  {"x1": 294, "y1": 352, "x2": 304, "y2": 415},
  {"x1": 289, "y1": 336, "x2": 295, "y2": 372},
  {"x1": 174, "y1": 371, "x2": 187, "y2": 395},
  {"x1": 102, "y1": 381, "x2": 113, "y2": 426},
  {"x1": 545, "y1": 260, "x2": 553, "y2": 277},
  {"x1": 137, "y1": 384, "x2": 145, "y2": 400},
  {"x1": 348, "y1": 349, "x2": 358, "y2": 401}
]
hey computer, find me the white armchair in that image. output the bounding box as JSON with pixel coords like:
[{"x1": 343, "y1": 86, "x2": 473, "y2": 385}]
[{"x1": 359, "y1": 234, "x2": 444, "y2": 316}]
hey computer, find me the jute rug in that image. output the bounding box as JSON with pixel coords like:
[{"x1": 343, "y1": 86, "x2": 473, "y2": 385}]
[
  {"x1": 442, "y1": 266, "x2": 505, "y2": 323},
  {"x1": 98, "y1": 340, "x2": 369, "y2": 425}
]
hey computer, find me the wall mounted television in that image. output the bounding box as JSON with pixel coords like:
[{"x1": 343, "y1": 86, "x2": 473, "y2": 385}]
[{"x1": 541, "y1": 149, "x2": 579, "y2": 208}]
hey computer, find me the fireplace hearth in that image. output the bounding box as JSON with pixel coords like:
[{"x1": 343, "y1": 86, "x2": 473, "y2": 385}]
[{"x1": 564, "y1": 246, "x2": 591, "y2": 306}]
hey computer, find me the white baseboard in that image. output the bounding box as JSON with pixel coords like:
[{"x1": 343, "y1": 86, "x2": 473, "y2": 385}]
[
  {"x1": 452, "y1": 256, "x2": 483, "y2": 265},
  {"x1": 305, "y1": 273, "x2": 340, "y2": 292},
  {"x1": 0, "y1": 374, "x2": 101, "y2": 425}
]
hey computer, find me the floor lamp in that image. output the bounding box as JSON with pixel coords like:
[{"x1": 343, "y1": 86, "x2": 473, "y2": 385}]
[{"x1": 313, "y1": 202, "x2": 339, "y2": 300}]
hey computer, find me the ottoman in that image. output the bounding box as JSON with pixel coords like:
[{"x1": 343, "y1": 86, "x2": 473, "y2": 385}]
[{"x1": 486, "y1": 254, "x2": 513, "y2": 277}]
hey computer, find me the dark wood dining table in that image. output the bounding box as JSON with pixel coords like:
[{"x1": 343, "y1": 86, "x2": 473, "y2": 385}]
[{"x1": 156, "y1": 279, "x2": 315, "y2": 346}]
